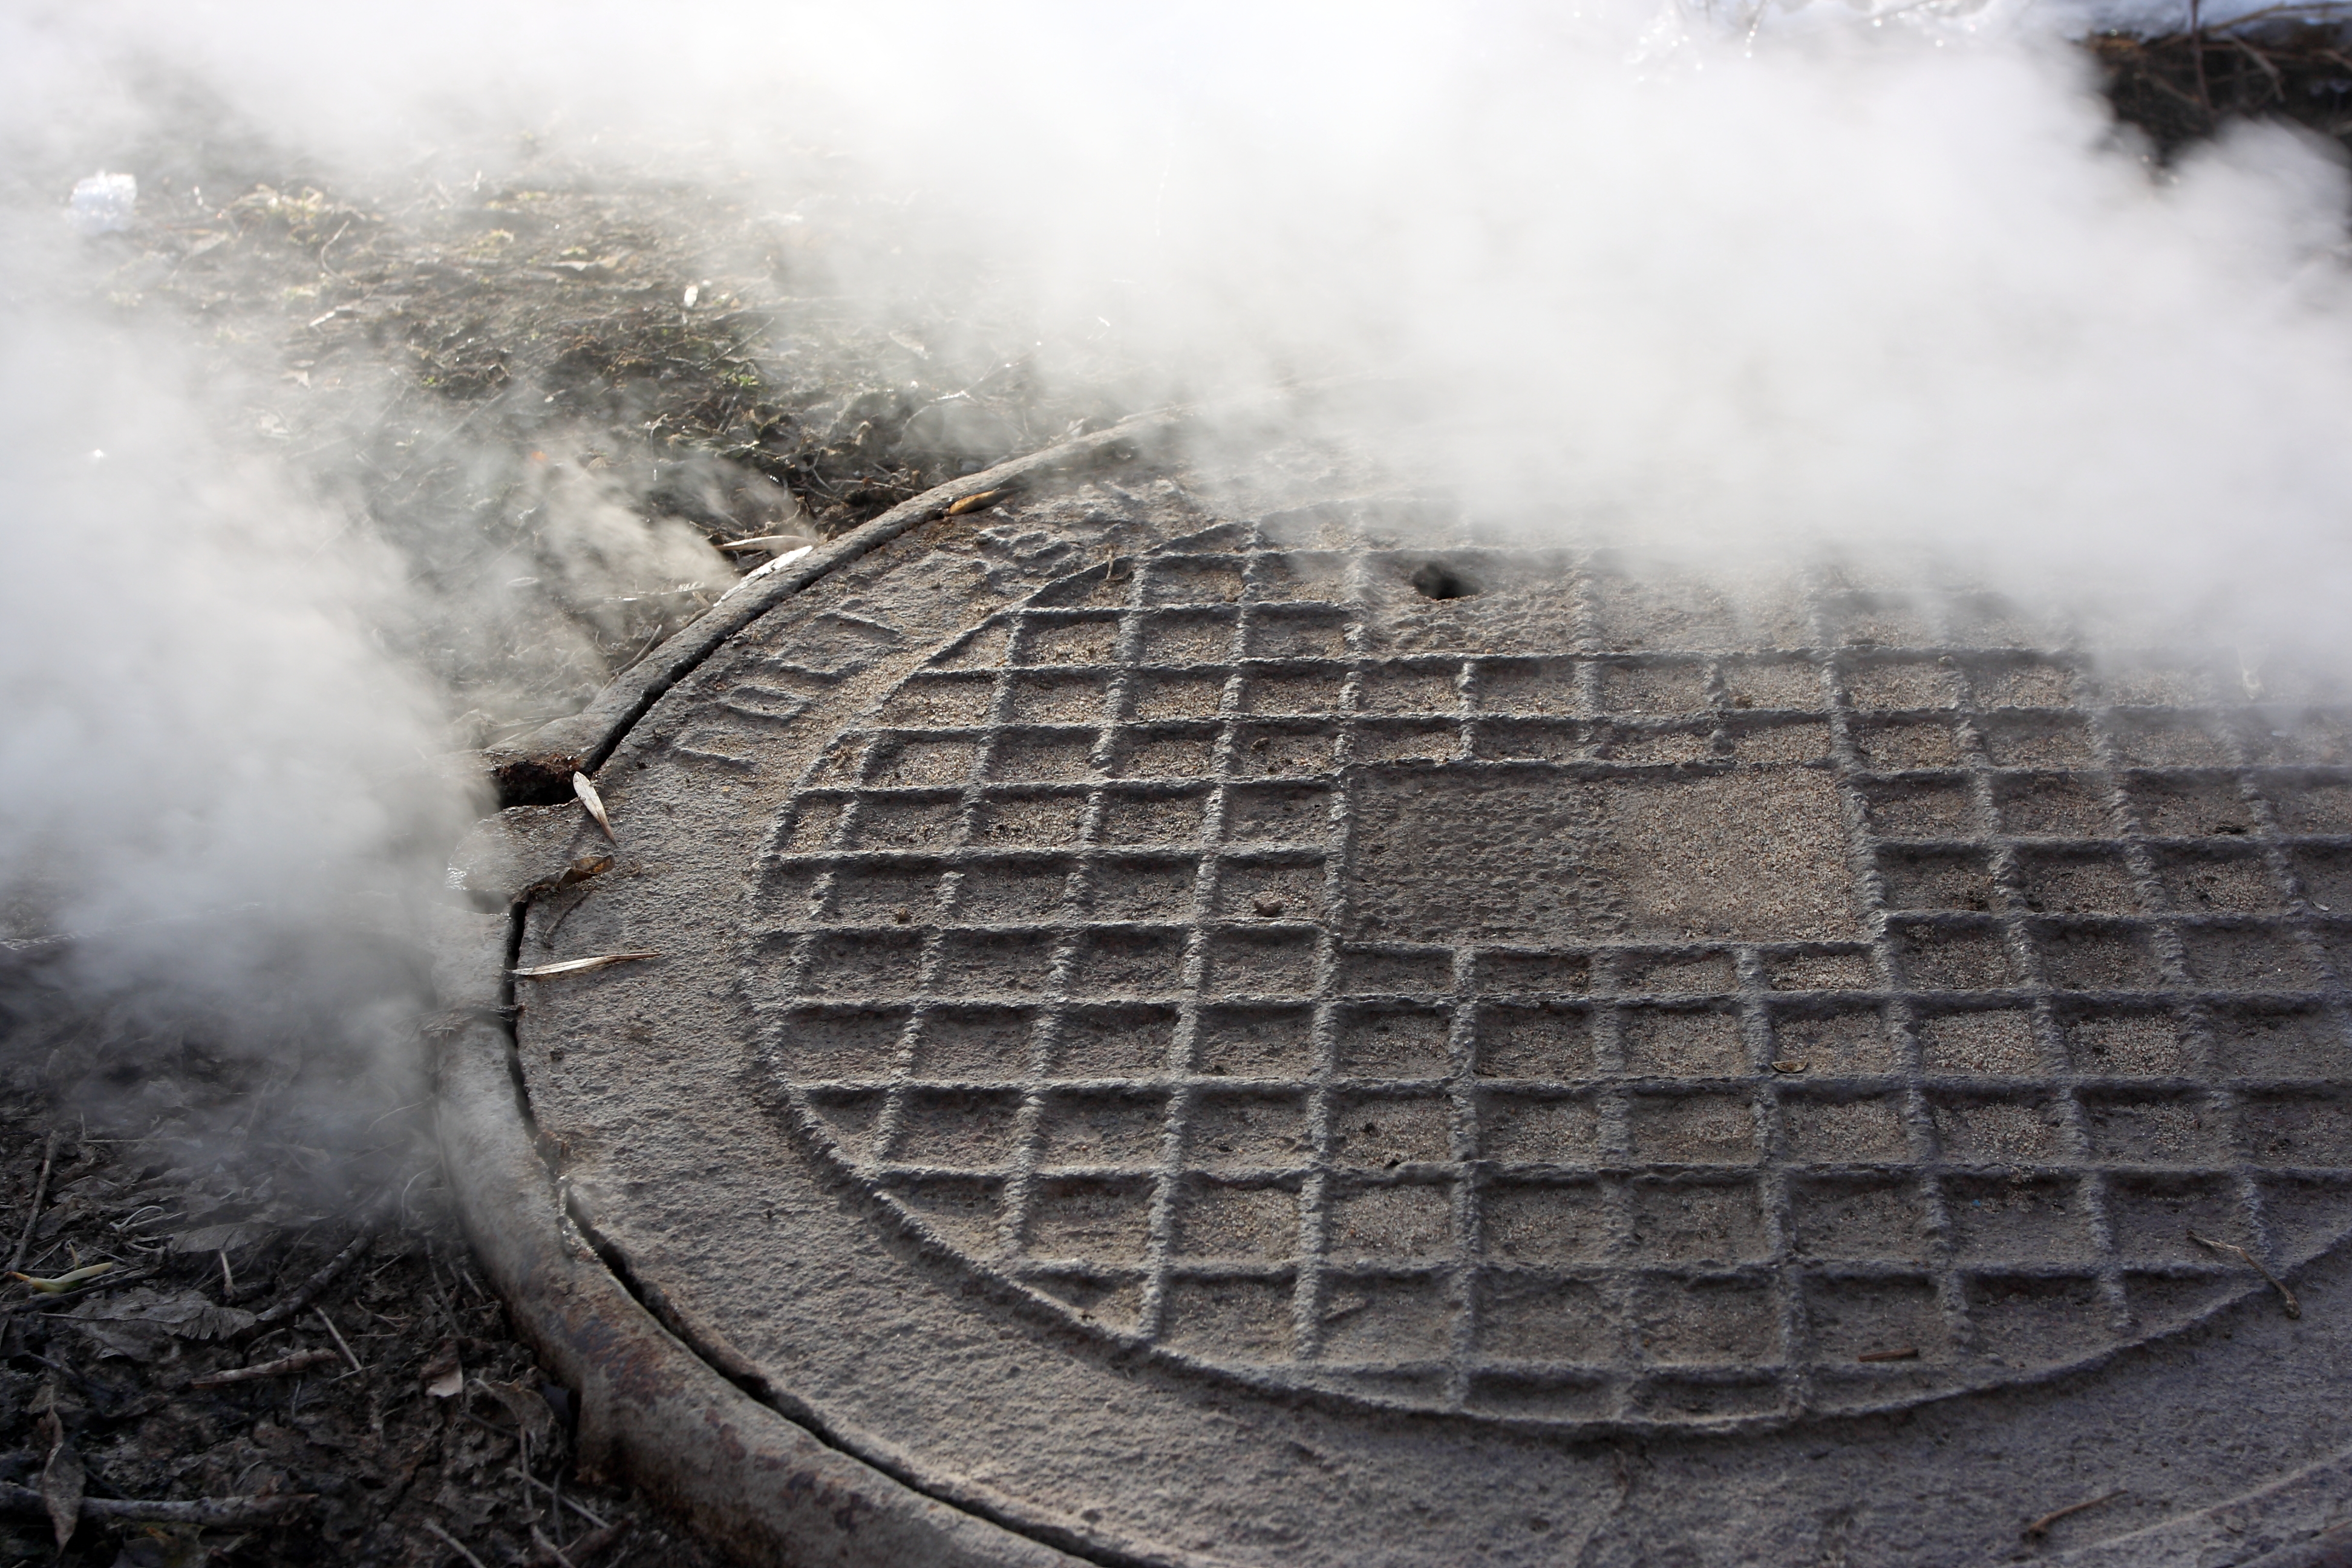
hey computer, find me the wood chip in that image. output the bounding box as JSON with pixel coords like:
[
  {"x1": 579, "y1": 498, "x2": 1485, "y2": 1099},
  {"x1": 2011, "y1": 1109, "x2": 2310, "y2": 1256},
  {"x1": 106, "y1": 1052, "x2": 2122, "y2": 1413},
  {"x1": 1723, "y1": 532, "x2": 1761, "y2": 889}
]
[
  {"x1": 511, "y1": 952, "x2": 659, "y2": 979},
  {"x1": 1770, "y1": 1059, "x2": 1808, "y2": 1074},
  {"x1": 188, "y1": 1348, "x2": 342, "y2": 1388},
  {"x1": 572, "y1": 771, "x2": 615, "y2": 841},
  {"x1": 2021, "y1": 1489, "x2": 2124, "y2": 1540},
  {"x1": 557, "y1": 853, "x2": 613, "y2": 888},
  {"x1": 946, "y1": 489, "x2": 1004, "y2": 515}
]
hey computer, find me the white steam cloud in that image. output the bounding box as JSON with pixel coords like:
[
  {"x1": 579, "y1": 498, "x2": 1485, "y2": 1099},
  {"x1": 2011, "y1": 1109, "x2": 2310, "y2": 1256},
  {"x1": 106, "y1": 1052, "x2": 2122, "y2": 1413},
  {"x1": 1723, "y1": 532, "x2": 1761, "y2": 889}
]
[
  {"x1": 0, "y1": 264, "x2": 462, "y2": 964},
  {"x1": 4, "y1": 0, "x2": 2351, "y2": 999}
]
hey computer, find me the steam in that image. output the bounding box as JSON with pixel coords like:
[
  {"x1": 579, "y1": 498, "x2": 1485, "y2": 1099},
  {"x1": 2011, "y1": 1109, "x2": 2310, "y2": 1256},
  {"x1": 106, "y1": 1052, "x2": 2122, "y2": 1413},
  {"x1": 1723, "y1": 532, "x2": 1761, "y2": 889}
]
[
  {"x1": 0, "y1": 278, "x2": 462, "y2": 952},
  {"x1": 5, "y1": 0, "x2": 2352, "y2": 1027}
]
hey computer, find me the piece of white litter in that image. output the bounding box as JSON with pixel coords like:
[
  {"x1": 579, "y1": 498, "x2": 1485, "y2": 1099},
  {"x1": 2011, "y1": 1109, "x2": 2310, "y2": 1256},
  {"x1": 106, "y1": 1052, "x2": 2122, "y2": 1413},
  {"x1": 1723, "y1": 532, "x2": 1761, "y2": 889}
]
[
  {"x1": 511, "y1": 952, "x2": 659, "y2": 979},
  {"x1": 69, "y1": 171, "x2": 136, "y2": 234},
  {"x1": 573, "y1": 770, "x2": 616, "y2": 840},
  {"x1": 717, "y1": 543, "x2": 816, "y2": 602},
  {"x1": 716, "y1": 533, "x2": 820, "y2": 552}
]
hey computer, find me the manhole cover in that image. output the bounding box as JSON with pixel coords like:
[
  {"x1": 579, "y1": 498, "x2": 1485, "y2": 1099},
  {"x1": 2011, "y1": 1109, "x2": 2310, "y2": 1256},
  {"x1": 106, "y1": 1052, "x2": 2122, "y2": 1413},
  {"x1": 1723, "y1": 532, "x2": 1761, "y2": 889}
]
[
  {"x1": 489, "y1": 463, "x2": 2352, "y2": 1564},
  {"x1": 746, "y1": 529, "x2": 2352, "y2": 1429}
]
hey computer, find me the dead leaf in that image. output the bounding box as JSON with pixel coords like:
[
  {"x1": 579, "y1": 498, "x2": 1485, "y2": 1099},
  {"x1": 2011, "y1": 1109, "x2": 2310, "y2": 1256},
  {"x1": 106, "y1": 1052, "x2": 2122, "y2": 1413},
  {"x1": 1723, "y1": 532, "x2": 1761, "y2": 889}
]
[
  {"x1": 69, "y1": 1287, "x2": 257, "y2": 1360},
  {"x1": 74, "y1": 1318, "x2": 175, "y2": 1362},
  {"x1": 422, "y1": 1339, "x2": 464, "y2": 1399},
  {"x1": 511, "y1": 952, "x2": 659, "y2": 979},
  {"x1": 572, "y1": 771, "x2": 615, "y2": 841},
  {"x1": 40, "y1": 1410, "x2": 83, "y2": 1548},
  {"x1": 169, "y1": 1223, "x2": 271, "y2": 1255},
  {"x1": 479, "y1": 1379, "x2": 557, "y2": 1448},
  {"x1": 557, "y1": 853, "x2": 613, "y2": 887}
]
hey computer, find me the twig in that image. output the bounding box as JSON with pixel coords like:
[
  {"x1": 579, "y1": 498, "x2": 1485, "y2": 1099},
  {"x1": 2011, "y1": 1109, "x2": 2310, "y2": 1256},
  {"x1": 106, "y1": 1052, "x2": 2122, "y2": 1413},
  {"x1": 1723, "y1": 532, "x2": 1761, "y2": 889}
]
[
  {"x1": 424, "y1": 1519, "x2": 492, "y2": 1568},
  {"x1": 546, "y1": 1520, "x2": 631, "y2": 1566},
  {"x1": 2137, "y1": 69, "x2": 2220, "y2": 116},
  {"x1": 532, "y1": 1524, "x2": 581, "y2": 1568},
  {"x1": 318, "y1": 218, "x2": 352, "y2": 277},
  {"x1": 2187, "y1": 1229, "x2": 2301, "y2": 1318},
  {"x1": 0, "y1": 1480, "x2": 308, "y2": 1525},
  {"x1": 8, "y1": 1131, "x2": 59, "y2": 1273},
  {"x1": 611, "y1": 624, "x2": 668, "y2": 678},
  {"x1": 2229, "y1": 36, "x2": 2288, "y2": 102},
  {"x1": 2187, "y1": 0, "x2": 2213, "y2": 113},
  {"x1": 518, "y1": 1470, "x2": 610, "y2": 1531},
  {"x1": 2022, "y1": 1489, "x2": 2125, "y2": 1540},
  {"x1": 2200, "y1": 0, "x2": 2352, "y2": 32},
  {"x1": 316, "y1": 1306, "x2": 365, "y2": 1374},
  {"x1": 249, "y1": 1226, "x2": 376, "y2": 1330},
  {"x1": 188, "y1": 1349, "x2": 342, "y2": 1388}
]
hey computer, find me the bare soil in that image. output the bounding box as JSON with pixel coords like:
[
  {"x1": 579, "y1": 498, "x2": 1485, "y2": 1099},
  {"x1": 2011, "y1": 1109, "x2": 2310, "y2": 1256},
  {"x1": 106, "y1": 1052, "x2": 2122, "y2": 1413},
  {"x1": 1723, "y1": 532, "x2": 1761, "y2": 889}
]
[
  {"x1": 24, "y1": 119, "x2": 1140, "y2": 753},
  {"x1": 0, "y1": 947, "x2": 726, "y2": 1568}
]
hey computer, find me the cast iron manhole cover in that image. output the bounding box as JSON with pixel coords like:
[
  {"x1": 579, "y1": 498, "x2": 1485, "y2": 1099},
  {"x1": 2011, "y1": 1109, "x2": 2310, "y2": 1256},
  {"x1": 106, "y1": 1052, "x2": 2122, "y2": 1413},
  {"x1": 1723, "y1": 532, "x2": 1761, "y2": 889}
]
[
  {"x1": 737, "y1": 521, "x2": 2352, "y2": 1431},
  {"x1": 494, "y1": 472, "x2": 2352, "y2": 1563}
]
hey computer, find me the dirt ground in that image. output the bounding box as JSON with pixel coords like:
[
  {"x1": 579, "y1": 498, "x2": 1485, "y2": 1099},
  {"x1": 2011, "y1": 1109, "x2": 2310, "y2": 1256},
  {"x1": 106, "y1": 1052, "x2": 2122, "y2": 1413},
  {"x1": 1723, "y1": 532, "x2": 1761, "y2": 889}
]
[
  {"x1": 2090, "y1": 18, "x2": 2352, "y2": 162},
  {"x1": 4, "y1": 35, "x2": 2350, "y2": 1567},
  {"x1": 0, "y1": 937, "x2": 728, "y2": 1568},
  {"x1": 13, "y1": 103, "x2": 1143, "y2": 757}
]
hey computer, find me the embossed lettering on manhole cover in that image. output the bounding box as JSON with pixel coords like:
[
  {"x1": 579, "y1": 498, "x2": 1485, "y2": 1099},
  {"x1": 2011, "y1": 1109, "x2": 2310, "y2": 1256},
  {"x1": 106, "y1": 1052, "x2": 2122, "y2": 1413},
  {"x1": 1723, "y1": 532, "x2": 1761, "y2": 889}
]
[{"x1": 742, "y1": 531, "x2": 2352, "y2": 1431}]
